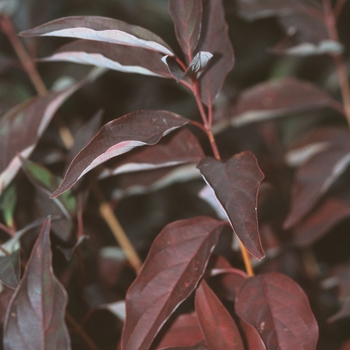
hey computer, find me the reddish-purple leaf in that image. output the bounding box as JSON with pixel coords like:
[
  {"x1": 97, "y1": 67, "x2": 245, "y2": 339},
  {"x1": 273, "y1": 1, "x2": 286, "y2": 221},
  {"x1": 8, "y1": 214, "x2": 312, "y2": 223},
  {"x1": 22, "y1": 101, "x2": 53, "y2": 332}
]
[
  {"x1": 229, "y1": 78, "x2": 341, "y2": 126},
  {"x1": 169, "y1": 0, "x2": 202, "y2": 64},
  {"x1": 0, "y1": 82, "x2": 82, "y2": 195},
  {"x1": 293, "y1": 198, "x2": 350, "y2": 247},
  {"x1": 51, "y1": 110, "x2": 190, "y2": 197},
  {"x1": 197, "y1": 152, "x2": 265, "y2": 259},
  {"x1": 3, "y1": 219, "x2": 70, "y2": 350},
  {"x1": 20, "y1": 16, "x2": 173, "y2": 55},
  {"x1": 195, "y1": 279, "x2": 244, "y2": 350},
  {"x1": 155, "y1": 312, "x2": 205, "y2": 349},
  {"x1": 240, "y1": 320, "x2": 266, "y2": 350},
  {"x1": 284, "y1": 148, "x2": 350, "y2": 228},
  {"x1": 44, "y1": 40, "x2": 172, "y2": 78},
  {"x1": 99, "y1": 128, "x2": 204, "y2": 178},
  {"x1": 121, "y1": 216, "x2": 225, "y2": 350},
  {"x1": 235, "y1": 272, "x2": 318, "y2": 350},
  {"x1": 196, "y1": 0, "x2": 234, "y2": 106}
]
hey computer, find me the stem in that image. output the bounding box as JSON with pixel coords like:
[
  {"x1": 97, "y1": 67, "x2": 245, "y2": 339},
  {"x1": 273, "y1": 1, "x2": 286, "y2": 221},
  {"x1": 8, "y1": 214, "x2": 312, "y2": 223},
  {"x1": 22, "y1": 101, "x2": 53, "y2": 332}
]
[
  {"x1": 0, "y1": 15, "x2": 74, "y2": 149},
  {"x1": 90, "y1": 180, "x2": 142, "y2": 275},
  {"x1": 239, "y1": 240, "x2": 254, "y2": 277},
  {"x1": 323, "y1": 0, "x2": 350, "y2": 127},
  {"x1": 65, "y1": 312, "x2": 99, "y2": 350}
]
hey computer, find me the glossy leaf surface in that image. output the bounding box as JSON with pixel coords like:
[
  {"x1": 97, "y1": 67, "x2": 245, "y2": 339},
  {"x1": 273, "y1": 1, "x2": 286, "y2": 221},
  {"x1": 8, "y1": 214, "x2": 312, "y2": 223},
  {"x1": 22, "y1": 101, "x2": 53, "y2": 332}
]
[
  {"x1": 0, "y1": 83, "x2": 81, "y2": 195},
  {"x1": 195, "y1": 279, "x2": 244, "y2": 350},
  {"x1": 51, "y1": 110, "x2": 190, "y2": 197},
  {"x1": 235, "y1": 272, "x2": 318, "y2": 350},
  {"x1": 196, "y1": 0, "x2": 234, "y2": 106},
  {"x1": 45, "y1": 40, "x2": 172, "y2": 78},
  {"x1": 197, "y1": 152, "x2": 265, "y2": 259},
  {"x1": 169, "y1": 0, "x2": 202, "y2": 63},
  {"x1": 3, "y1": 219, "x2": 70, "y2": 350},
  {"x1": 121, "y1": 216, "x2": 225, "y2": 350},
  {"x1": 21, "y1": 16, "x2": 173, "y2": 55}
]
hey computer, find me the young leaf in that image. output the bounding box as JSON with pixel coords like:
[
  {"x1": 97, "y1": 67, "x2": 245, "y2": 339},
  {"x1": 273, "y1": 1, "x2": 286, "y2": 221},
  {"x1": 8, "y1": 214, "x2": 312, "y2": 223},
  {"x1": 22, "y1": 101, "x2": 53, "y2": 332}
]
[
  {"x1": 121, "y1": 216, "x2": 225, "y2": 350},
  {"x1": 161, "y1": 55, "x2": 185, "y2": 82},
  {"x1": 3, "y1": 219, "x2": 71, "y2": 350},
  {"x1": 0, "y1": 81, "x2": 83, "y2": 195},
  {"x1": 196, "y1": 0, "x2": 234, "y2": 106},
  {"x1": 99, "y1": 128, "x2": 204, "y2": 178},
  {"x1": 195, "y1": 279, "x2": 244, "y2": 350},
  {"x1": 284, "y1": 148, "x2": 350, "y2": 229},
  {"x1": 228, "y1": 78, "x2": 341, "y2": 127},
  {"x1": 168, "y1": 0, "x2": 203, "y2": 63},
  {"x1": 185, "y1": 51, "x2": 213, "y2": 79},
  {"x1": 0, "y1": 184, "x2": 16, "y2": 228},
  {"x1": 20, "y1": 16, "x2": 174, "y2": 55},
  {"x1": 44, "y1": 40, "x2": 172, "y2": 78},
  {"x1": 235, "y1": 272, "x2": 318, "y2": 350},
  {"x1": 197, "y1": 152, "x2": 265, "y2": 260},
  {"x1": 51, "y1": 110, "x2": 190, "y2": 197}
]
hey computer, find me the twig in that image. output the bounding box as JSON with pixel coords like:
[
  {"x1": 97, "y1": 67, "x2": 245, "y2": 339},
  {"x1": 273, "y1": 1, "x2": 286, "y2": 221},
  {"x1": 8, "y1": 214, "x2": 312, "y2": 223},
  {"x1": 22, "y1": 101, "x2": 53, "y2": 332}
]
[
  {"x1": 90, "y1": 180, "x2": 142, "y2": 275},
  {"x1": 65, "y1": 312, "x2": 99, "y2": 350}
]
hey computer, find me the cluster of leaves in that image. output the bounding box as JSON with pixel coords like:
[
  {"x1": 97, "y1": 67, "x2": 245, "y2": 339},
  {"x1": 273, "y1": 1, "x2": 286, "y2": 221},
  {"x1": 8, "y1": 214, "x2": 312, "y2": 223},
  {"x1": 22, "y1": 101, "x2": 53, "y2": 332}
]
[{"x1": 1, "y1": 0, "x2": 350, "y2": 349}]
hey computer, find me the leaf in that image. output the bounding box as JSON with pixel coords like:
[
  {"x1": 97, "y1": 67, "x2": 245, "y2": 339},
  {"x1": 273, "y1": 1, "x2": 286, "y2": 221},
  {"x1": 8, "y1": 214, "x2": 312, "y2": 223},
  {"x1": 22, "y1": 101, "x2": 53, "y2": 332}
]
[
  {"x1": 51, "y1": 110, "x2": 190, "y2": 197},
  {"x1": 197, "y1": 152, "x2": 265, "y2": 259},
  {"x1": 195, "y1": 279, "x2": 244, "y2": 350},
  {"x1": 161, "y1": 55, "x2": 185, "y2": 82},
  {"x1": 0, "y1": 184, "x2": 16, "y2": 228},
  {"x1": 228, "y1": 78, "x2": 340, "y2": 126},
  {"x1": 3, "y1": 219, "x2": 71, "y2": 350},
  {"x1": 185, "y1": 51, "x2": 213, "y2": 79},
  {"x1": 293, "y1": 198, "x2": 350, "y2": 247},
  {"x1": 99, "y1": 128, "x2": 204, "y2": 178},
  {"x1": 168, "y1": 0, "x2": 203, "y2": 63},
  {"x1": 0, "y1": 81, "x2": 83, "y2": 195},
  {"x1": 284, "y1": 149, "x2": 350, "y2": 229},
  {"x1": 235, "y1": 272, "x2": 318, "y2": 350},
  {"x1": 156, "y1": 312, "x2": 205, "y2": 349},
  {"x1": 196, "y1": 0, "x2": 234, "y2": 106},
  {"x1": 121, "y1": 216, "x2": 225, "y2": 350},
  {"x1": 20, "y1": 16, "x2": 173, "y2": 55},
  {"x1": 44, "y1": 40, "x2": 172, "y2": 78},
  {"x1": 240, "y1": 320, "x2": 266, "y2": 350}
]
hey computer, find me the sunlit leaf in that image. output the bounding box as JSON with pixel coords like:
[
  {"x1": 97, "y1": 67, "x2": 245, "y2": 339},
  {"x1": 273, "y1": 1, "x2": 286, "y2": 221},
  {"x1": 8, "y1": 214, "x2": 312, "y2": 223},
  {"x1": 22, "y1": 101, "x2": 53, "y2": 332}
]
[
  {"x1": 197, "y1": 152, "x2": 265, "y2": 259},
  {"x1": 195, "y1": 280, "x2": 244, "y2": 350},
  {"x1": 235, "y1": 272, "x2": 318, "y2": 350},
  {"x1": 169, "y1": 0, "x2": 202, "y2": 63},
  {"x1": 121, "y1": 216, "x2": 225, "y2": 350},
  {"x1": 196, "y1": 0, "x2": 234, "y2": 106},
  {"x1": 51, "y1": 110, "x2": 190, "y2": 197},
  {"x1": 3, "y1": 219, "x2": 71, "y2": 350},
  {"x1": 21, "y1": 16, "x2": 173, "y2": 55},
  {"x1": 44, "y1": 40, "x2": 172, "y2": 78}
]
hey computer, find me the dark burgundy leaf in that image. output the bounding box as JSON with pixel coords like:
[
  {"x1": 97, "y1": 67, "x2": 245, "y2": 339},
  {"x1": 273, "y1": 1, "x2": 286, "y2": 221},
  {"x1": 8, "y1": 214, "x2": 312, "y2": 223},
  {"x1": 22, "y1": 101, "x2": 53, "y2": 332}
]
[
  {"x1": 51, "y1": 110, "x2": 190, "y2": 197},
  {"x1": 284, "y1": 148, "x2": 350, "y2": 228},
  {"x1": 169, "y1": 0, "x2": 203, "y2": 63},
  {"x1": 161, "y1": 55, "x2": 185, "y2": 82},
  {"x1": 0, "y1": 82, "x2": 82, "y2": 195},
  {"x1": 3, "y1": 219, "x2": 70, "y2": 350},
  {"x1": 240, "y1": 320, "x2": 266, "y2": 350},
  {"x1": 155, "y1": 312, "x2": 205, "y2": 349},
  {"x1": 235, "y1": 272, "x2": 318, "y2": 350},
  {"x1": 45, "y1": 40, "x2": 172, "y2": 78},
  {"x1": 99, "y1": 128, "x2": 204, "y2": 178},
  {"x1": 161, "y1": 346, "x2": 208, "y2": 350},
  {"x1": 195, "y1": 279, "x2": 244, "y2": 350},
  {"x1": 20, "y1": 16, "x2": 173, "y2": 55},
  {"x1": 229, "y1": 78, "x2": 340, "y2": 126},
  {"x1": 196, "y1": 0, "x2": 234, "y2": 106},
  {"x1": 121, "y1": 216, "x2": 225, "y2": 350},
  {"x1": 197, "y1": 152, "x2": 265, "y2": 259},
  {"x1": 0, "y1": 286, "x2": 15, "y2": 327},
  {"x1": 294, "y1": 198, "x2": 350, "y2": 247}
]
